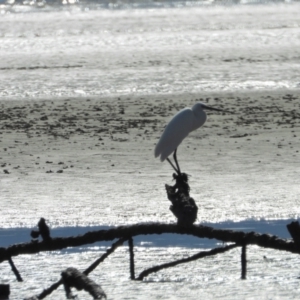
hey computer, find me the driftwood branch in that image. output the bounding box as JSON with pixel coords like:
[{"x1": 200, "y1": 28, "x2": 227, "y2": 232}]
[
  {"x1": 61, "y1": 267, "x2": 106, "y2": 299},
  {"x1": 26, "y1": 238, "x2": 126, "y2": 300},
  {"x1": 166, "y1": 173, "x2": 198, "y2": 226},
  {"x1": 241, "y1": 245, "x2": 247, "y2": 280},
  {"x1": 84, "y1": 237, "x2": 128, "y2": 276},
  {"x1": 287, "y1": 221, "x2": 300, "y2": 246},
  {"x1": 32, "y1": 279, "x2": 63, "y2": 300},
  {"x1": 136, "y1": 243, "x2": 238, "y2": 280},
  {"x1": 4, "y1": 221, "x2": 300, "y2": 299},
  {"x1": 1, "y1": 223, "x2": 297, "y2": 264},
  {"x1": 128, "y1": 237, "x2": 135, "y2": 280},
  {"x1": 0, "y1": 284, "x2": 10, "y2": 299},
  {"x1": 8, "y1": 257, "x2": 23, "y2": 282}
]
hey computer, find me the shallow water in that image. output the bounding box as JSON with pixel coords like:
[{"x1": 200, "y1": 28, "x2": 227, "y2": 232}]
[
  {"x1": 1, "y1": 220, "x2": 300, "y2": 299},
  {"x1": 0, "y1": 3, "x2": 300, "y2": 99},
  {"x1": 1, "y1": 2, "x2": 300, "y2": 299}
]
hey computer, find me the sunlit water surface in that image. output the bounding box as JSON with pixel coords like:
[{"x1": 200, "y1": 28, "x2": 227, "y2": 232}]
[{"x1": 1, "y1": 1, "x2": 300, "y2": 299}]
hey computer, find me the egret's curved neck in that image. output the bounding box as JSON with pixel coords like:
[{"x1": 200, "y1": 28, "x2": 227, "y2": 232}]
[{"x1": 192, "y1": 109, "x2": 207, "y2": 131}]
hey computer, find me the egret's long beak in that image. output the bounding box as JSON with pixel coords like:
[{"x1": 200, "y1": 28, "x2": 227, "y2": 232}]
[{"x1": 203, "y1": 105, "x2": 233, "y2": 114}]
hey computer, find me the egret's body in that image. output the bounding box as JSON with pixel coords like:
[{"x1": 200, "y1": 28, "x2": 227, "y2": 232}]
[
  {"x1": 155, "y1": 102, "x2": 228, "y2": 174},
  {"x1": 155, "y1": 103, "x2": 206, "y2": 162}
]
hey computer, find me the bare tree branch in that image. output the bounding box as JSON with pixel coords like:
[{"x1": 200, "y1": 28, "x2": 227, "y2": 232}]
[
  {"x1": 0, "y1": 223, "x2": 297, "y2": 264},
  {"x1": 83, "y1": 237, "x2": 127, "y2": 276},
  {"x1": 27, "y1": 238, "x2": 127, "y2": 300},
  {"x1": 8, "y1": 257, "x2": 23, "y2": 282},
  {"x1": 136, "y1": 243, "x2": 238, "y2": 280},
  {"x1": 128, "y1": 237, "x2": 135, "y2": 280}
]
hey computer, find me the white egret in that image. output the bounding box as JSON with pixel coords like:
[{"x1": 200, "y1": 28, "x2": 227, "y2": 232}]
[{"x1": 154, "y1": 102, "x2": 231, "y2": 174}]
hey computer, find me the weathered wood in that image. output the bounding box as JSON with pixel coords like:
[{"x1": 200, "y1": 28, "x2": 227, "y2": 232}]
[
  {"x1": 0, "y1": 284, "x2": 10, "y2": 299},
  {"x1": 286, "y1": 221, "x2": 300, "y2": 246},
  {"x1": 8, "y1": 257, "x2": 23, "y2": 282},
  {"x1": 136, "y1": 243, "x2": 238, "y2": 281},
  {"x1": 27, "y1": 279, "x2": 63, "y2": 300},
  {"x1": 128, "y1": 237, "x2": 135, "y2": 280},
  {"x1": 0, "y1": 223, "x2": 297, "y2": 264},
  {"x1": 241, "y1": 245, "x2": 247, "y2": 280},
  {"x1": 84, "y1": 237, "x2": 127, "y2": 276},
  {"x1": 26, "y1": 238, "x2": 126, "y2": 300},
  {"x1": 166, "y1": 172, "x2": 198, "y2": 226},
  {"x1": 61, "y1": 267, "x2": 106, "y2": 299}
]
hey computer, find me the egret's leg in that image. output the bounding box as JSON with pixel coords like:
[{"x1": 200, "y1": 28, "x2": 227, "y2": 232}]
[
  {"x1": 166, "y1": 158, "x2": 179, "y2": 174},
  {"x1": 173, "y1": 149, "x2": 181, "y2": 175}
]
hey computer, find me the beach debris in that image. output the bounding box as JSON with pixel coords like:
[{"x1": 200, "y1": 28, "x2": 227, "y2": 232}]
[
  {"x1": 61, "y1": 267, "x2": 107, "y2": 300},
  {"x1": 230, "y1": 133, "x2": 248, "y2": 138},
  {"x1": 282, "y1": 94, "x2": 297, "y2": 101}
]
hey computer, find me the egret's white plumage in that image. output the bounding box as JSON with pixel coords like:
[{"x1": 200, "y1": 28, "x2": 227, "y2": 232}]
[
  {"x1": 155, "y1": 102, "x2": 207, "y2": 162},
  {"x1": 155, "y1": 102, "x2": 229, "y2": 174}
]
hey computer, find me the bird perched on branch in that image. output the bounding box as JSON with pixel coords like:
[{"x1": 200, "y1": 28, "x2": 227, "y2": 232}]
[{"x1": 155, "y1": 102, "x2": 231, "y2": 174}]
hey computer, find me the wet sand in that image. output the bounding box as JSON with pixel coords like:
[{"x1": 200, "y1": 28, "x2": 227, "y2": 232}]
[{"x1": 1, "y1": 90, "x2": 300, "y2": 227}]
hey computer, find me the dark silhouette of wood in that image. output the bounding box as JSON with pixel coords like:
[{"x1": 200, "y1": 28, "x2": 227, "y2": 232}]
[
  {"x1": 8, "y1": 257, "x2": 23, "y2": 282},
  {"x1": 136, "y1": 243, "x2": 238, "y2": 281},
  {"x1": 166, "y1": 172, "x2": 198, "y2": 226},
  {"x1": 0, "y1": 284, "x2": 10, "y2": 299},
  {"x1": 25, "y1": 238, "x2": 127, "y2": 300},
  {"x1": 286, "y1": 221, "x2": 300, "y2": 246},
  {"x1": 241, "y1": 245, "x2": 247, "y2": 279},
  {"x1": 61, "y1": 267, "x2": 106, "y2": 299},
  {"x1": 30, "y1": 279, "x2": 63, "y2": 300},
  {"x1": 128, "y1": 237, "x2": 135, "y2": 280},
  {"x1": 1, "y1": 223, "x2": 298, "y2": 264},
  {"x1": 30, "y1": 218, "x2": 51, "y2": 242},
  {"x1": 83, "y1": 237, "x2": 127, "y2": 276}
]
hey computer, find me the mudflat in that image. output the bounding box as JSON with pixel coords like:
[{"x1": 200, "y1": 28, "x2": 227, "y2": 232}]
[{"x1": 1, "y1": 90, "x2": 299, "y2": 227}]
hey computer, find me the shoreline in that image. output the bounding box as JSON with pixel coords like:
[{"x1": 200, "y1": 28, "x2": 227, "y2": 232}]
[{"x1": 1, "y1": 87, "x2": 299, "y2": 102}]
